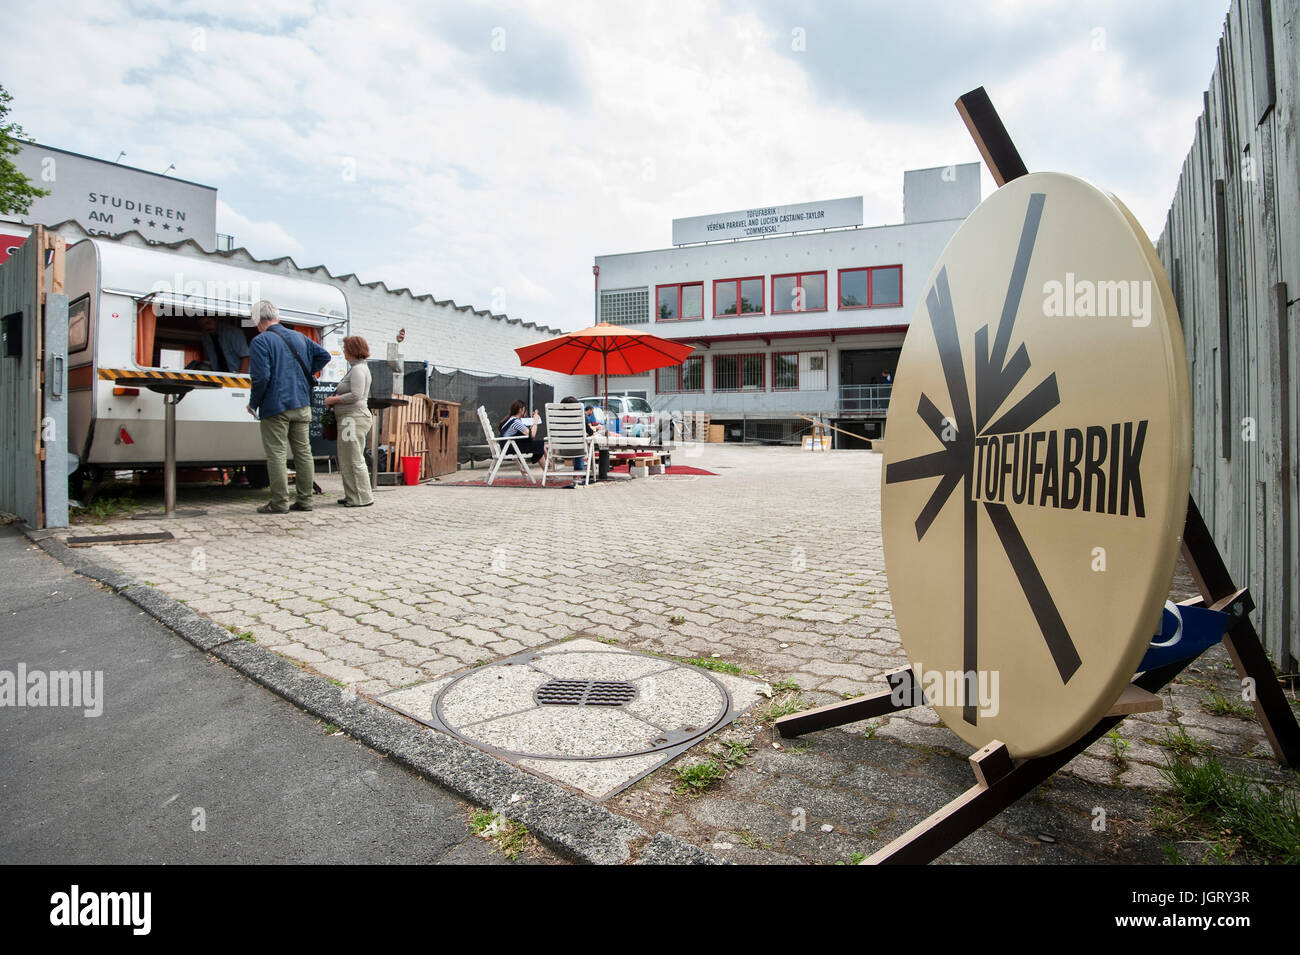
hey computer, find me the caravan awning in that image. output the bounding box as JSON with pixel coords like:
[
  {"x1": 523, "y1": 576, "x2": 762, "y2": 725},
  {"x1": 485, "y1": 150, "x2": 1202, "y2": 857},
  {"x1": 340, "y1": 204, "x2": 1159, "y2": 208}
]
[{"x1": 124, "y1": 289, "x2": 343, "y2": 331}]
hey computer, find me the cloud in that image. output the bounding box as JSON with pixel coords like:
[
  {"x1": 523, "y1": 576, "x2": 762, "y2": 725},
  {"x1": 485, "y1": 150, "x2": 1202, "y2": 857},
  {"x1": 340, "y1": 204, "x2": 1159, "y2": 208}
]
[
  {"x1": 215, "y1": 199, "x2": 303, "y2": 257},
  {"x1": 2, "y1": 0, "x2": 1233, "y2": 332}
]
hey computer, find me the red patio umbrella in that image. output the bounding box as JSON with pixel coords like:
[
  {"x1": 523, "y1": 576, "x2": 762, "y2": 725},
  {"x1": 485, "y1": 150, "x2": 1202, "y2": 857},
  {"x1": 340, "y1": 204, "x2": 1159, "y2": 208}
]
[{"x1": 514, "y1": 322, "x2": 695, "y2": 424}]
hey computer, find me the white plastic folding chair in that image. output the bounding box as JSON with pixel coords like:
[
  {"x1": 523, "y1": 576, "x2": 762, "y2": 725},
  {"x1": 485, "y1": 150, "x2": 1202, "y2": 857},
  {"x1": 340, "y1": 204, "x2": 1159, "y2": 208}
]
[
  {"x1": 542, "y1": 402, "x2": 593, "y2": 487},
  {"x1": 477, "y1": 405, "x2": 537, "y2": 486}
]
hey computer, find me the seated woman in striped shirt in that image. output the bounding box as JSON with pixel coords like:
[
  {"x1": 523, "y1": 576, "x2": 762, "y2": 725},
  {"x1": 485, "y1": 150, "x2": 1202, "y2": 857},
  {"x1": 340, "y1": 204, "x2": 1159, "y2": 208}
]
[{"x1": 499, "y1": 400, "x2": 545, "y2": 463}]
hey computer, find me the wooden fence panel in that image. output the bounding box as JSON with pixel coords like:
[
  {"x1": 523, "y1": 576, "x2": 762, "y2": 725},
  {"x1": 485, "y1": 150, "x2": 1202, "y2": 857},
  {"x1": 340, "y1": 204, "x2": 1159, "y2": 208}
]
[{"x1": 1157, "y1": 0, "x2": 1298, "y2": 668}]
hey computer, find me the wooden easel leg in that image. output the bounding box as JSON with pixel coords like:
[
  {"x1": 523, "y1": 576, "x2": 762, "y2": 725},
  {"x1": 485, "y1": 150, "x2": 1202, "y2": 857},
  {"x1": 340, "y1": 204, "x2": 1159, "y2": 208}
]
[
  {"x1": 1182, "y1": 496, "x2": 1300, "y2": 766},
  {"x1": 864, "y1": 658, "x2": 1194, "y2": 864},
  {"x1": 774, "y1": 667, "x2": 919, "y2": 739}
]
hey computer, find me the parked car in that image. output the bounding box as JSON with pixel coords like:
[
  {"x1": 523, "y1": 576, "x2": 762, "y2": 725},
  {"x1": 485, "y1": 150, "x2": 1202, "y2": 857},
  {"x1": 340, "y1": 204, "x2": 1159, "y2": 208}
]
[{"x1": 579, "y1": 395, "x2": 657, "y2": 438}]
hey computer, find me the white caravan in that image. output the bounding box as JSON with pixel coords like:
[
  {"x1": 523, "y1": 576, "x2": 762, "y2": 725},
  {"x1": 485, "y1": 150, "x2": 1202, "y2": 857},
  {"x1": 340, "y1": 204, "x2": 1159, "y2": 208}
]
[{"x1": 63, "y1": 238, "x2": 349, "y2": 493}]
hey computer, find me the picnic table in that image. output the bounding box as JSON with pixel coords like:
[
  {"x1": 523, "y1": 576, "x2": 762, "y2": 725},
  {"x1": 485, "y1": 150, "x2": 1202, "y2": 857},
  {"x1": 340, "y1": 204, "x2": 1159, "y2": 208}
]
[{"x1": 588, "y1": 433, "x2": 670, "y2": 480}]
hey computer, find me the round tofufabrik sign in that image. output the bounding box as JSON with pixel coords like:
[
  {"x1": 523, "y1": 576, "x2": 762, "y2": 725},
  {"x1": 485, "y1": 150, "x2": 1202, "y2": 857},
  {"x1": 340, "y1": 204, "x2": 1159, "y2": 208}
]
[{"x1": 881, "y1": 172, "x2": 1192, "y2": 759}]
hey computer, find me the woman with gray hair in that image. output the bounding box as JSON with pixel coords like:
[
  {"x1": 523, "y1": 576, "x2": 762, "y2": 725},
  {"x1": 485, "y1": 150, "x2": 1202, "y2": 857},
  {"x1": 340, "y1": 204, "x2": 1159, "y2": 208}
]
[{"x1": 324, "y1": 335, "x2": 374, "y2": 507}]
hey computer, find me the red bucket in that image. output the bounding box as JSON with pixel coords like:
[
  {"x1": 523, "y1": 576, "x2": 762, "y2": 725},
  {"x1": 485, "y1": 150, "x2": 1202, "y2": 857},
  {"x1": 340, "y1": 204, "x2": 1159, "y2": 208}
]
[{"x1": 401, "y1": 455, "x2": 422, "y2": 486}]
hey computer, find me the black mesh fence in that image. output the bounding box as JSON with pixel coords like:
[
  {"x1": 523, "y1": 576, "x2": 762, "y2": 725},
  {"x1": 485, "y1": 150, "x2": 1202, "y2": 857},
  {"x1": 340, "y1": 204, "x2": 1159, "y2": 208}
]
[{"x1": 423, "y1": 364, "x2": 555, "y2": 463}]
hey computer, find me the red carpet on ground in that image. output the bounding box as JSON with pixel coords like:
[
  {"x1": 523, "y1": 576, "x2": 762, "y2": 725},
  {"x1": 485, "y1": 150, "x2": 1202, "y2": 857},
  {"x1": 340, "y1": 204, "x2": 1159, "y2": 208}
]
[
  {"x1": 606, "y1": 464, "x2": 717, "y2": 476},
  {"x1": 435, "y1": 464, "x2": 717, "y2": 487}
]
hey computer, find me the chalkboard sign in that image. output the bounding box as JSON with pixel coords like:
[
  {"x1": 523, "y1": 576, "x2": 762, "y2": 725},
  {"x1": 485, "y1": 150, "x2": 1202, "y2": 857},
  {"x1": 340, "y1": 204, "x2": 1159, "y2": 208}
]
[{"x1": 309, "y1": 381, "x2": 338, "y2": 458}]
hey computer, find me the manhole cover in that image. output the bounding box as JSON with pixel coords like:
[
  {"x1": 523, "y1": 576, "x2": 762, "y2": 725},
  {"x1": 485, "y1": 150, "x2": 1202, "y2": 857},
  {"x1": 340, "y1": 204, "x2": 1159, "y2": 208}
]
[
  {"x1": 378, "y1": 638, "x2": 769, "y2": 801},
  {"x1": 430, "y1": 648, "x2": 732, "y2": 761},
  {"x1": 535, "y1": 679, "x2": 637, "y2": 707}
]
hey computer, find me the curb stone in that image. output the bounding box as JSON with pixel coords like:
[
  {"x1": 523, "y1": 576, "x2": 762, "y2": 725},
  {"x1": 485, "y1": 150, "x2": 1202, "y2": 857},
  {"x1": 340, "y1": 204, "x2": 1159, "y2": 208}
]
[
  {"x1": 22, "y1": 524, "x2": 724, "y2": 865},
  {"x1": 635, "y1": 832, "x2": 732, "y2": 865}
]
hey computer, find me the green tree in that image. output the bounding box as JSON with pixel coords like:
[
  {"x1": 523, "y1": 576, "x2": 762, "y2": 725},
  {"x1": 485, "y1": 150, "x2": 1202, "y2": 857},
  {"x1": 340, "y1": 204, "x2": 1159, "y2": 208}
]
[{"x1": 0, "y1": 84, "x2": 49, "y2": 216}]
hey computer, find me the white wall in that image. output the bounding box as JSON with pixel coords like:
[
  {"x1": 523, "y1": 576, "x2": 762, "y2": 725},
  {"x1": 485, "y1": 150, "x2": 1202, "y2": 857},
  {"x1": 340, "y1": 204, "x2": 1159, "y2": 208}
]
[{"x1": 903, "y1": 162, "x2": 981, "y2": 224}]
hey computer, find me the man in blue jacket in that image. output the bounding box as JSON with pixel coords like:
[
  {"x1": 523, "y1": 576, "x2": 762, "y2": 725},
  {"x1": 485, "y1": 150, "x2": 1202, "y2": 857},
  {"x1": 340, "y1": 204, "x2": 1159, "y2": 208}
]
[{"x1": 246, "y1": 300, "x2": 333, "y2": 513}]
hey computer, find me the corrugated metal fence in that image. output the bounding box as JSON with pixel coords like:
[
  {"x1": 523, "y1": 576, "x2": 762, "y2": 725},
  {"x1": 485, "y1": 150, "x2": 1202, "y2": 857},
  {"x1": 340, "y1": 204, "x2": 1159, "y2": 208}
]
[{"x1": 1156, "y1": 0, "x2": 1298, "y2": 669}]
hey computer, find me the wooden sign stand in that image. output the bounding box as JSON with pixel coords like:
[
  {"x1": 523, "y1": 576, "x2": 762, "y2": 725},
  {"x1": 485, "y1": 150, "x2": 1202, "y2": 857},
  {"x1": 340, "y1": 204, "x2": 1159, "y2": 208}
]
[{"x1": 774, "y1": 90, "x2": 1300, "y2": 865}]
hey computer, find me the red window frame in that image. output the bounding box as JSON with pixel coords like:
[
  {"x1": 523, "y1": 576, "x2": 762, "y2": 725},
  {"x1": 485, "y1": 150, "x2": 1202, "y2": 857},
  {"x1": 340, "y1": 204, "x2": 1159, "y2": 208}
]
[
  {"x1": 771, "y1": 351, "x2": 800, "y2": 391},
  {"x1": 655, "y1": 282, "x2": 705, "y2": 322},
  {"x1": 771, "y1": 270, "x2": 828, "y2": 314},
  {"x1": 656, "y1": 356, "x2": 705, "y2": 393},
  {"x1": 712, "y1": 276, "x2": 766, "y2": 318},
  {"x1": 838, "y1": 264, "x2": 904, "y2": 309},
  {"x1": 712, "y1": 352, "x2": 767, "y2": 392}
]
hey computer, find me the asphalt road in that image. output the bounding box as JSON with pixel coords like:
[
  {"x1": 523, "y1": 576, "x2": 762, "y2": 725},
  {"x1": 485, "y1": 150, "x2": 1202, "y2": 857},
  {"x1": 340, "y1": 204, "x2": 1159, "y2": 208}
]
[{"x1": 0, "y1": 525, "x2": 531, "y2": 864}]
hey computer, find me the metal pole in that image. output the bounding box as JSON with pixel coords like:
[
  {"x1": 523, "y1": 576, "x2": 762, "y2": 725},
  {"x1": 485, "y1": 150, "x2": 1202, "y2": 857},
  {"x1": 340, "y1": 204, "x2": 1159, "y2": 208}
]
[
  {"x1": 370, "y1": 408, "x2": 380, "y2": 488},
  {"x1": 163, "y1": 394, "x2": 177, "y2": 517}
]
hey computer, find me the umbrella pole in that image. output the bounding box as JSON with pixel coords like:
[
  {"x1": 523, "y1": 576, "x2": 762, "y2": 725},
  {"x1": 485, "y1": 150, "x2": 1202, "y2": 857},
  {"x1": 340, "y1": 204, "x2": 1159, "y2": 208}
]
[{"x1": 598, "y1": 349, "x2": 611, "y2": 482}]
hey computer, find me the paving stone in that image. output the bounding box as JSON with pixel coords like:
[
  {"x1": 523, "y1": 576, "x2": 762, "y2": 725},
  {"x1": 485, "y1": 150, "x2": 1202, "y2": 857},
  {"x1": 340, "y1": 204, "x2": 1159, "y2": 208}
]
[{"x1": 56, "y1": 447, "x2": 1300, "y2": 866}]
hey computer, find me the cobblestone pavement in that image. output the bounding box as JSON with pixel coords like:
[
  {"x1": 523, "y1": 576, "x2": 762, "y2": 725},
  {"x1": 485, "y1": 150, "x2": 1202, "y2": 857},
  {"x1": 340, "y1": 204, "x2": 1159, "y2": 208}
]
[{"x1": 64, "y1": 445, "x2": 1299, "y2": 863}]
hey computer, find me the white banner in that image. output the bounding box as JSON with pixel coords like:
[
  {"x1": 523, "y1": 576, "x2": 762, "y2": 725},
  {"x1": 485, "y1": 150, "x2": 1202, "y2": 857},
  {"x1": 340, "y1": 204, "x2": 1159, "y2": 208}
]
[{"x1": 672, "y1": 196, "x2": 862, "y2": 245}]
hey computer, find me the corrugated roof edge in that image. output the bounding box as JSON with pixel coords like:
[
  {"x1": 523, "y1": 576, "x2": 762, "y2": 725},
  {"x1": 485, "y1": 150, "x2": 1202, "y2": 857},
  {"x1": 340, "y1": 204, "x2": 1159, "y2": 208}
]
[{"x1": 41, "y1": 219, "x2": 564, "y2": 336}]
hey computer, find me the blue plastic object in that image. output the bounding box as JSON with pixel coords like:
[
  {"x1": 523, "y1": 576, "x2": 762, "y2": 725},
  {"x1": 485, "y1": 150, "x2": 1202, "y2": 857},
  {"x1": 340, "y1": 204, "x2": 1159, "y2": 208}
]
[{"x1": 1137, "y1": 601, "x2": 1229, "y2": 671}]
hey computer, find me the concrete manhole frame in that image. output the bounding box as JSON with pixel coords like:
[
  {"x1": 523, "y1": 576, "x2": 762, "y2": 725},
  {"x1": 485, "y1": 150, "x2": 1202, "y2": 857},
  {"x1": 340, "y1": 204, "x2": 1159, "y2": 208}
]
[
  {"x1": 429, "y1": 646, "x2": 737, "y2": 763},
  {"x1": 377, "y1": 637, "x2": 768, "y2": 801}
]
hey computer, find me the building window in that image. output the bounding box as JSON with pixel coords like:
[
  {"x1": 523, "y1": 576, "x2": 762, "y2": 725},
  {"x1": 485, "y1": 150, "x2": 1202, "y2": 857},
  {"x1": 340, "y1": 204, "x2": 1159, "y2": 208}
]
[
  {"x1": 772, "y1": 271, "x2": 827, "y2": 314},
  {"x1": 772, "y1": 352, "x2": 798, "y2": 390},
  {"x1": 713, "y1": 276, "x2": 765, "y2": 317},
  {"x1": 600, "y1": 287, "x2": 649, "y2": 325},
  {"x1": 657, "y1": 355, "x2": 704, "y2": 393},
  {"x1": 656, "y1": 282, "x2": 704, "y2": 321},
  {"x1": 838, "y1": 265, "x2": 903, "y2": 309},
  {"x1": 713, "y1": 353, "x2": 766, "y2": 392},
  {"x1": 771, "y1": 350, "x2": 828, "y2": 391}
]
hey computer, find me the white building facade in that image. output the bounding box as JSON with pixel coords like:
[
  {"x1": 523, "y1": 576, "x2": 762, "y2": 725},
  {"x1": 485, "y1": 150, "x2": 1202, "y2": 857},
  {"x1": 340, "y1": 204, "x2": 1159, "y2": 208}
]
[
  {"x1": 593, "y1": 164, "x2": 981, "y2": 445},
  {"x1": 0, "y1": 142, "x2": 218, "y2": 256}
]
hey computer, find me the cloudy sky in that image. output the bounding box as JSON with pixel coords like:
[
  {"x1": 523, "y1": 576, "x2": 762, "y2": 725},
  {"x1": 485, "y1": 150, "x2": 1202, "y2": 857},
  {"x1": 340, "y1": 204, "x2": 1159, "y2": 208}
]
[{"x1": 8, "y1": 0, "x2": 1229, "y2": 331}]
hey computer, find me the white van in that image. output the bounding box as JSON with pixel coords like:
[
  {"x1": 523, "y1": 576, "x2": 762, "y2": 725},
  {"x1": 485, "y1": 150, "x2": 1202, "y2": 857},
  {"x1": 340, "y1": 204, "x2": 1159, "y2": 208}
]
[
  {"x1": 578, "y1": 394, "x2": 657, "y2": 437},
  {"x1": 63, "y1": 239, "x2": 349, "y2": 494}
]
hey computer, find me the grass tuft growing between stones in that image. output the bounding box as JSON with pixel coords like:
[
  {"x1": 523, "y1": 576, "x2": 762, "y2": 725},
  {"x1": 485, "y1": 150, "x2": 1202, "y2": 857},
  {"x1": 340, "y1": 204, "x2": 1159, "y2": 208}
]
[
  {"x1": 468, "y1": 809, "x2": 532, "y2": 860},
  {"x1": 672, "y1": 739, "x2": 754, "y2": 797},
  {"x1": 1157, "y1": 725, "x2": 1213, "y2": 758},
  {"x1": 685, "y1": 656, "x2": 757, "y2": 675},
  {"x1": 1200, "y1": 692, "x2": 1254, "y2": 719},
  {"x1": 673, "y1": 759, "x2": 726, "y2": 796},
  {"x1": 1154, "y1": 754, "x2": 1300, "y2": 864}
]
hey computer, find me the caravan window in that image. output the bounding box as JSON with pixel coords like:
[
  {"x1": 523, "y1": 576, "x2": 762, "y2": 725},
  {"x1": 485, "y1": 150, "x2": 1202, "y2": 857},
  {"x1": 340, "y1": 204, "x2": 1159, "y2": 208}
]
[
  {"x1": 135, "y1": 302, "x2": 256, "y2": 373},
  {"x1": 68, "y1": 295, "x2": 89, "y2": 353},
  {"x1": 133, "y1": 300, "x2": 323, "y2": 374}
]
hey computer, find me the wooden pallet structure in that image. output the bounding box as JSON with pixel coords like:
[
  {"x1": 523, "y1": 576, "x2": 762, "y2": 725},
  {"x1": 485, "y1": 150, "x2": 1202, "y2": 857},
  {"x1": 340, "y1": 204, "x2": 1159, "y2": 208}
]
[
  {"x1": 672, "y1": 411, "x2": 710, "y2": 442},
  {"x1": 379, "y1": 395, "x2": 459, "y2": 481}
]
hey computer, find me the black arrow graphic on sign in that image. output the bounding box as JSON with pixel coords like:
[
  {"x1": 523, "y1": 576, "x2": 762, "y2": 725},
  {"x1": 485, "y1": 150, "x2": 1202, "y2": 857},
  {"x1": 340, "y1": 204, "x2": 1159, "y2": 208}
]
[{"x1": 886, "y1": 193, "x2": 1081, "y2": 726}]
